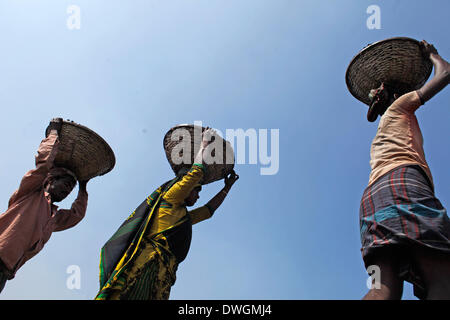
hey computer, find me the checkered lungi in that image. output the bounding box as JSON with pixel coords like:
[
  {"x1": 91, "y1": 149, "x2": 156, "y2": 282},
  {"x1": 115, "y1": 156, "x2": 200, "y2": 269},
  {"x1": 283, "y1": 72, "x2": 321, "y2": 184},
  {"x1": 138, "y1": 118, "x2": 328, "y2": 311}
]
[{"x1": 359, "y1": 165, "x2": 450, "y2": 299}]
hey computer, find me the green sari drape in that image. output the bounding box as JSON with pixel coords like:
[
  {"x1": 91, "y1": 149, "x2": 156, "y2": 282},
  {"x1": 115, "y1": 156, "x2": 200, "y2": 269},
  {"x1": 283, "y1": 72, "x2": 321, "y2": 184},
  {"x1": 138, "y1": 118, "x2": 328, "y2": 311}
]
[{"x1": 95, "y1": 177, "x2": 180, "y2": 300}]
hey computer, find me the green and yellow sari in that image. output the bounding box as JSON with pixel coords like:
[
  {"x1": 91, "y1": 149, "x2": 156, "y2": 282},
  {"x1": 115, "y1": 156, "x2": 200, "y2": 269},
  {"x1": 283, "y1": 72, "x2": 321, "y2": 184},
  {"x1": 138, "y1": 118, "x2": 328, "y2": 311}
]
[{"x1": 95, "y1": 164, "x2": 211, "y2": 300}]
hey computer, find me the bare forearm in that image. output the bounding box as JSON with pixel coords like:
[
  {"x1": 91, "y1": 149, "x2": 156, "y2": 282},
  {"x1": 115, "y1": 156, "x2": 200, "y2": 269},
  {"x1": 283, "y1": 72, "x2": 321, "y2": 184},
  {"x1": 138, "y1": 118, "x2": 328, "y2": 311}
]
[
  {"x1": 430, "y1": 53, "x2": 450, "y2": 78},
  {"x1": 194, "y1": 128, "x2": 215, "y2": 165},
  {"x1": 206, "y1": 186, "x2": 230, "y2": 213},
  {"x1": 193, "y1": 145, "x2": 206, "y2": 165},
  {"x1": 418, "y1": 53, "x2": 449, "y2": 103},
  {"x1": 79, "y1": 180, "x2": 88, "y2": 193},
  {"x1": 206, "y1": 170, "x2": 239, "y2": 212}
]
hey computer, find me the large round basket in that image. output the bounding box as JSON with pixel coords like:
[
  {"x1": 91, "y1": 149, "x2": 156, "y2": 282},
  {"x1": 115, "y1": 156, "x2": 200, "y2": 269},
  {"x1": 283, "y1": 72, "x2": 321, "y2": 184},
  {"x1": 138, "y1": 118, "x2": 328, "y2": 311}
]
[
  {"x1": 345, "y1": 37, "x2": 432, "y2": 106},
  {"x1": 45, "y1": 120, "x2": 116, "y2": 181},
  {"x1": 163, "y1": 124, "x2": 235, "y2": 185}
]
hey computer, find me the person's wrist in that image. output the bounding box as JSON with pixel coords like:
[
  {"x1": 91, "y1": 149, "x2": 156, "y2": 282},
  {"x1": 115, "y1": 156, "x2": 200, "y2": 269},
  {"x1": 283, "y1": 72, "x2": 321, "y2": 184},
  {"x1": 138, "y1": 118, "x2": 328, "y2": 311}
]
[
  {"x1": 429, "y1": 52, "x2": 442, "y2": 62},
  {"x1": 200, "y1": 143, "x2": 209, "y2": 151},
  {"x1": 194, "y1": 148, "x2": 205, "y2": 164}
]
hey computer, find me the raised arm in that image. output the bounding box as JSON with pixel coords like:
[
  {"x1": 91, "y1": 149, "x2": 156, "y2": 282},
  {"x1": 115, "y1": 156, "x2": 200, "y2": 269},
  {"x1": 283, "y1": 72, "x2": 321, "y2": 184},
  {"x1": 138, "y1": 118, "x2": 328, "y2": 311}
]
[
  {"x1": 8, "y1": 118, "x2": 63, "y2": 206},
  {"x1": 36, "y1": 118, "x2": 63, "y2": 169},
  {"x1": 163, "y1": 128, "x2": 214, "y2": 205},
  {"x1": 205, "y1": 170, "x2": 239, "y2": 213},
  {"x1": 189, "y1": 170, "x2": 239, "y2": 225},
  {"x1": 417, "y1": 40, "x2": 450, "y2": 104},
  {"x1": 53, "y1": 180, "x2": 89, "y2": 232}
]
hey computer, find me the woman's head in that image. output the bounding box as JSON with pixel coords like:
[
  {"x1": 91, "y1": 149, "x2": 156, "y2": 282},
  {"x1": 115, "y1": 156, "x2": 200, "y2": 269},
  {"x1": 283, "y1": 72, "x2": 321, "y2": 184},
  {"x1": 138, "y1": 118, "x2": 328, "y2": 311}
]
[
  {"x1": 184, "y1": 185, "x2": 201, "y2": 207},
  {"x1": 44, "y1": 167, "x2": 77, "y2": 202},
  {"x1": 367, "y1": 83, "x2": 399, "y2": 122}
]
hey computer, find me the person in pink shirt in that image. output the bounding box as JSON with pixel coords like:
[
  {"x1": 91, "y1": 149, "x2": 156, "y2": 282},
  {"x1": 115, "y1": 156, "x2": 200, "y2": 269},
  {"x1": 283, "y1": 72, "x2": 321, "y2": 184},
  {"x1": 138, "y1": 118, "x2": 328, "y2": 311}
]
[
  {"x1": 0, "y1": 118, "x2": 89, "y2": 293},
  {"x1": 360, "y1": 41, "x2": 450, "y2": 300}
]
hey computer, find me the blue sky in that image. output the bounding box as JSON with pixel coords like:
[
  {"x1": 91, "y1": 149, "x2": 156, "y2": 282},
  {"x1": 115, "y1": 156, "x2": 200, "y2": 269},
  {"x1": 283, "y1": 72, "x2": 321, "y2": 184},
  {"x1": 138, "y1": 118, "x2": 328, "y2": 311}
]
[{"x1": 0, "y1": 1, "x2": 448, "y2": 300}]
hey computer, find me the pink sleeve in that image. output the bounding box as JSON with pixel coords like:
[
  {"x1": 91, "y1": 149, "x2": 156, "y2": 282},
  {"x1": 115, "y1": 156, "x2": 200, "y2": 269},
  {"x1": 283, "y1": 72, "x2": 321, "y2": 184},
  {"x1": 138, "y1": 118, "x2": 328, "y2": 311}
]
[
  {"x1": 8, "y1": 132, "x2": 59, "y2": 206},
  {"x1": 53, "y1": 190, "x2": 88, "y2": 232},
  {"x1": 389, "y1": 91, "x2": 423, "y2": 114}
]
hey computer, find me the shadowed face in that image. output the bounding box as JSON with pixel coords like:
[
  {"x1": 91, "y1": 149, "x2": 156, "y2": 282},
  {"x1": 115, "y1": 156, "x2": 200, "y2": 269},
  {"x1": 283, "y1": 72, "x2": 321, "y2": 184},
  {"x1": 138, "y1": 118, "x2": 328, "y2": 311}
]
[
  {"x1": 369, "y1": 84, "x2": 389, "y2": 112},
  {"x1": 368, "y1": 83, "x2": 399, "y2": 121},
  {"x1": 45, "y1": 172, "x2": 77, "y2": 203},
  {"x1": 184, "y1": 186, "x2": 201, "y2": 207}
]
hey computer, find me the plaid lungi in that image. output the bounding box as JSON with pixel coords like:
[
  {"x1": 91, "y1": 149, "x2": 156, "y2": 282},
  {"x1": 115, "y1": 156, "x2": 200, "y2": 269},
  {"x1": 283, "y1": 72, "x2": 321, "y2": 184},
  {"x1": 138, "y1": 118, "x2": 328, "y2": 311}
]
[{"x1": 359, "y1": 165, "x2": 450, "y2": 299}]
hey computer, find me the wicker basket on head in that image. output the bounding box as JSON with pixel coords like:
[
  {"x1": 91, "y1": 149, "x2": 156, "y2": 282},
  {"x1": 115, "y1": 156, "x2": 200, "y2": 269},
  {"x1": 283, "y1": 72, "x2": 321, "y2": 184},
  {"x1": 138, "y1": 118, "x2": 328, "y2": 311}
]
[
  {"x1": 345, "y1": 37, "x2": 432, "y2": 106},
  {"x1": 163, "y1": 124, "x2": 235, "y2": 185},
  {"x1": 45, "y1": 120, "x2": 116, "y2": 181}
]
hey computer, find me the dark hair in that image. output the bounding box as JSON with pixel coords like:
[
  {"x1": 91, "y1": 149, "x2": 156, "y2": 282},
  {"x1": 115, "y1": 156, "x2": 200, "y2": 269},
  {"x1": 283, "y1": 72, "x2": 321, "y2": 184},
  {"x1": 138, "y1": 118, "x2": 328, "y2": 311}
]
[{"x1": 43, "y1": 168, "x2": 77, "y2": 189}]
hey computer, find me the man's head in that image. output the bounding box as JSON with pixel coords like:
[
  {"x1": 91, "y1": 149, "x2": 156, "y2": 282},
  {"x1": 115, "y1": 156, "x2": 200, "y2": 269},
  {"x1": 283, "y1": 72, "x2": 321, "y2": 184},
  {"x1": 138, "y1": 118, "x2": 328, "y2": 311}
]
[
  {"x1": 367, "y1": 83, "x2": 399, "y2": 122},
  {"x1": 184, "y1": 185, "x2": 201, "y2": 207},
  {"x1": 44, "y1": 167, "x2": 77, "y2": 202}
]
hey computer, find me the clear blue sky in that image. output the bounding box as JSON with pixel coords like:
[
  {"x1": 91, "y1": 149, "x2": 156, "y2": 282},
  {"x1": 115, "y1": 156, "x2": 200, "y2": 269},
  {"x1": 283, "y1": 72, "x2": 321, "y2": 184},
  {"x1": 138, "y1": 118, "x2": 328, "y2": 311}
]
[{"x1": 0, "y1": 0, "x2": 448, "y2": 300}]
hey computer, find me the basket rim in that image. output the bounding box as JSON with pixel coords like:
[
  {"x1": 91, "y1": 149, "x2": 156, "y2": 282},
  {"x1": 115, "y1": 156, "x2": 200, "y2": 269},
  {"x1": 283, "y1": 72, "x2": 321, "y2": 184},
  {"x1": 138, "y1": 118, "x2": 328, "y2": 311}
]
[
  {"x1": 163, "y1": 123, "x2": 233, "y2": 154},
  {"x1": 162, "y1": 123, "x2": 235, "y2": 184},
  {"x1": 46, "y1": 120, "x2": 116, "y2": 179},
  {"x1": 345, "y1": 36, "x2": 431, "y2": 106}
]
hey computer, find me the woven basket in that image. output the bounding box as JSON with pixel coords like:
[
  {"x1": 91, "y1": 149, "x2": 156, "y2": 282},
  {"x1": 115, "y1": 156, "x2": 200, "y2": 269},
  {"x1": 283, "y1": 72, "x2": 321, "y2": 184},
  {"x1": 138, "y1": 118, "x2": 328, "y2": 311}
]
[
  {"x1": 45, "y1": 120, "x2": 116, "y2": 181},
  {"x1": 163, "y1": 124, "x2": 235, "y2": 185},
  {"x1": 345, "y1": 37, "x2": 432, "y2": 106}
]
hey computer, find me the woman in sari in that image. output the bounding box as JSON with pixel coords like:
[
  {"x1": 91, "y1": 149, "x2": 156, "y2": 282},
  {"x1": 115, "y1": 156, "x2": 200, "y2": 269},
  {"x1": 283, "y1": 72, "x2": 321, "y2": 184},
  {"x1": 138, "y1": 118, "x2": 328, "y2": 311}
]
[{"x1": 96, "y1": 129, "x2": 239, "y2": 300}]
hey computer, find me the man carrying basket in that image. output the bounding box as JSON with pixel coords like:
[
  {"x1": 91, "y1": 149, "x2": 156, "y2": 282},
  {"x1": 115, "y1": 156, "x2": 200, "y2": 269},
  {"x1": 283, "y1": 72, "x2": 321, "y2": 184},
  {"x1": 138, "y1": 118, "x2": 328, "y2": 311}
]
[
  {"x1": 355, "y1": 40, "x2": 450, "y2": 300},
  {"x1": 0, "y1": 118, "x2": 90, "y2": 293}
]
